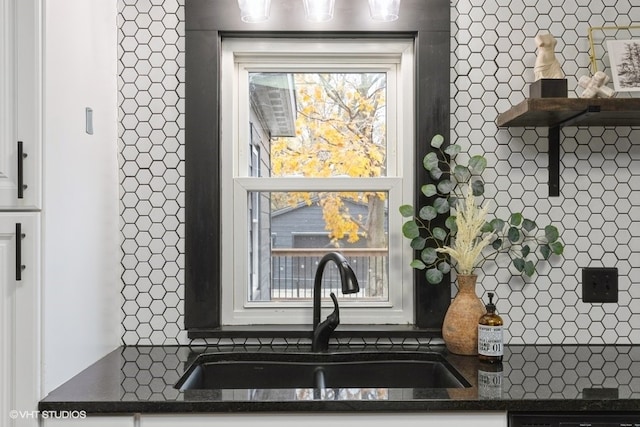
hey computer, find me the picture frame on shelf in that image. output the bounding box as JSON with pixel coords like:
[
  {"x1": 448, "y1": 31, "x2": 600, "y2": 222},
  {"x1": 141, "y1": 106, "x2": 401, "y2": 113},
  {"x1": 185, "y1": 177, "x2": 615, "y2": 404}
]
[{"x1": 606, "y1": 39, "x2": 640, "y2": 92}]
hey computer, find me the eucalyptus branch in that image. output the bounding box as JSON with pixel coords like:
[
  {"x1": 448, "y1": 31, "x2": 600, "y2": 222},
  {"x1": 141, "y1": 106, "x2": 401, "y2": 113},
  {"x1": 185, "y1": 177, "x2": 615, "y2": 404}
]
[{"x1": 400, "y1": 133, "x2": 564, "y2": 285}]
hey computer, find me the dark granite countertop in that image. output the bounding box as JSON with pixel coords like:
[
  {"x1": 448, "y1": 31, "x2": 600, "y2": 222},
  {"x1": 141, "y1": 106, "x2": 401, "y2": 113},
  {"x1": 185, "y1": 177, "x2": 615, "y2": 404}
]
[{"x1": 39, "y1": 344, "x2": 640, "y2": 413}]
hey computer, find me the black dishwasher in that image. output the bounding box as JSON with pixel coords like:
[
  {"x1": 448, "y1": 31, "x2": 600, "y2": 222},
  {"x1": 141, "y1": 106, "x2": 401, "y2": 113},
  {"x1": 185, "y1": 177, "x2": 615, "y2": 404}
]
[{"x1": 509, "y1": 412, "x2": 640, "y2": 427}]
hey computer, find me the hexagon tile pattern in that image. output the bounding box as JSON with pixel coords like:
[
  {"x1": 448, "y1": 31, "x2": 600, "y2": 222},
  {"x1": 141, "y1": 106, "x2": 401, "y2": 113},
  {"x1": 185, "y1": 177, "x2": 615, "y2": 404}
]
[
  {"x1": 451, "y1": 0, "x2": 640, "y2": 346},
  {"x1": 118, "y1": 0, "x2": 186, "y2": 345},
  {"x1": 119, "y1": 0, "x2": 640, "y2": 345}
]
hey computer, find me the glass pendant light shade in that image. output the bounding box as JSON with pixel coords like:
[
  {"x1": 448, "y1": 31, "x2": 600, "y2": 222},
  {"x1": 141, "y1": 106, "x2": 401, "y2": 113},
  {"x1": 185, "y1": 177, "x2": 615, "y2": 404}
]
[
  {"x1": 237, "y1": 0, "x2": 271, "y2": 23},
  {"x1": 303, "y1": 0, "x2": 335, "y2": 22},
  {"x1": 368, "y1": 0, "x2": 401, "y2": 21}
]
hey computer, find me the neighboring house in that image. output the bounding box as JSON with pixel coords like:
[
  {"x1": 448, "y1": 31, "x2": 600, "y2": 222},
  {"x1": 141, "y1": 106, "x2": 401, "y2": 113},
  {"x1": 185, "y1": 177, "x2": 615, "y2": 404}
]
[
  {"x1": 270, "y1": 199, "x2": 389, "y2": 298},
  {"x1": 271, "y1": 198, "x2": 382, "y2": 249},
  {"x1": 247, "y1": 73, "x2": 296, "y2": 300}
]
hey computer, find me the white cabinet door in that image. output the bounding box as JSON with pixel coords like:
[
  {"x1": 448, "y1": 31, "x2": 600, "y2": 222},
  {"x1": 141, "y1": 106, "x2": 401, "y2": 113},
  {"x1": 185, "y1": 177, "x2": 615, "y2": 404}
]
[
  {"x1": 141, "y1": 412, "x2": 507, "y2": 427},
  {"x1": 43, "y1": 417, "x2": 135, "y2": 427},
  {"x1": 0, "y1": 213, "x2": 40, "y2": 427},
  {"x1": 0, "y1": 0, "x2": 41, "y2": 209}
]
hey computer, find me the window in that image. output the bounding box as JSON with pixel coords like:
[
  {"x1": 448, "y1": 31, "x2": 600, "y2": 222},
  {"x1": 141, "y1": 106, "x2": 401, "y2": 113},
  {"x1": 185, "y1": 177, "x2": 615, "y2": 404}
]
[
  {"x1": 220, "y1": 39, "x2": 414, "y2": 325},
  {"x1": 184, "y1": 0, "x2": 452, "y2": 336}
]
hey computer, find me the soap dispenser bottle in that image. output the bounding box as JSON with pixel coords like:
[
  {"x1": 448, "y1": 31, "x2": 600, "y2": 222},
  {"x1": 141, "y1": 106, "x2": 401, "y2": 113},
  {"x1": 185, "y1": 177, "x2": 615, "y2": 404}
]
[{"x1": 478, "y1": 292, "x2": 503, "y2": 363}]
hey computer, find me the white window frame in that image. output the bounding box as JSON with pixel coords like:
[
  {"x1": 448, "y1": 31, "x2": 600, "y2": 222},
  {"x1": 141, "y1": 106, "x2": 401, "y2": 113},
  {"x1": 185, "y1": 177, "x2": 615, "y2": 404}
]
[{"x1": 220, "y1": 38, "x2": 414, "y2": 325}]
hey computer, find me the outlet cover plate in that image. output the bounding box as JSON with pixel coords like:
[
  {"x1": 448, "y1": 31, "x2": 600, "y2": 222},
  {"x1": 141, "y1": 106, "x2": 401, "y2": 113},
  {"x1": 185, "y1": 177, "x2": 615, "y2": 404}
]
[{"x1": 582, "y1": 267, "x2": 618, "y2": 303}]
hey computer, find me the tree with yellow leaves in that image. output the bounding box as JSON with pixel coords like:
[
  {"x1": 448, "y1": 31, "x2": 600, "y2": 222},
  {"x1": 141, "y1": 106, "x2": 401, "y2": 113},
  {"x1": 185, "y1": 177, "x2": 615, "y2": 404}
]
[{"x1": 271, "y1": 73, "x2": 388, "y2": 295}]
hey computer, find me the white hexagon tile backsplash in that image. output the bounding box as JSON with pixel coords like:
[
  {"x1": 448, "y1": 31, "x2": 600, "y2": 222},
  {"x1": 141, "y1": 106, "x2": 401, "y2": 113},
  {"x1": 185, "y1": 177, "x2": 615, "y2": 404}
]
[{"x1": 118, "y1": 0, "x2": 640, "y2": 345}]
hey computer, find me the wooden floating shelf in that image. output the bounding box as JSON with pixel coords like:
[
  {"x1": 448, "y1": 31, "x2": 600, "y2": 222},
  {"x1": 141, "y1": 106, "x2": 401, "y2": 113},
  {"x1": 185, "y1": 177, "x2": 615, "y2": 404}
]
[
  {"x1": 496, "y1": 97, "x2": 640, "y2": 128},
  {"x1": 496, "y1": 97, "x2": 640, "y2": 197}
]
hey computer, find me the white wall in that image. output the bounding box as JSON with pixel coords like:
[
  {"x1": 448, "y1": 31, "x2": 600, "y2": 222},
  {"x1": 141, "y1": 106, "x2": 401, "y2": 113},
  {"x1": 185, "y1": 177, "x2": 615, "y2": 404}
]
[{"x1": 42, "y1": 0, "x2": 120, "y2": 393}]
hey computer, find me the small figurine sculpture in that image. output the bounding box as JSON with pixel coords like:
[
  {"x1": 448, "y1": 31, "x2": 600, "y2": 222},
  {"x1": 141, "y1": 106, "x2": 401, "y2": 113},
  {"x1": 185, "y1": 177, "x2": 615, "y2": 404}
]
[
  {"x1": 534, "y1": 33, "x2": 564, "y2": 80},
  {"x1": 578, "y1": 71, "x2": 616, "y2": 98}
]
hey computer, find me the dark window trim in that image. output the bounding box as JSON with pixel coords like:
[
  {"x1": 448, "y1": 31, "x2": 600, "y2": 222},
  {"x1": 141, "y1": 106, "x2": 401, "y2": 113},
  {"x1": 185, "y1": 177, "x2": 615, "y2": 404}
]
[{"x1": 185, "y1": 0, "x2": 451, "y2": 338}]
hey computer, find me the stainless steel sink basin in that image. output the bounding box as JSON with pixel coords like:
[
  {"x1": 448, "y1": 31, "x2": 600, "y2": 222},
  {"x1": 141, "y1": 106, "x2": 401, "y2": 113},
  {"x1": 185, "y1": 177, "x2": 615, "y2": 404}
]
[{"x1": 175, "y1": 351, "x2": 470, "y2": 390}]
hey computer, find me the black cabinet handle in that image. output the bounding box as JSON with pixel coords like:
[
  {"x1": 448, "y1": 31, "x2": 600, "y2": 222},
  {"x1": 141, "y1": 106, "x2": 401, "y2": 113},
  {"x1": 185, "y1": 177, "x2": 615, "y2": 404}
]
[
  {"x1": 17, "y1": 141, "x2": 28, "y2": 199},
  {"x1": 15, "y1": 223, "x2": 25, "y2": 281}
]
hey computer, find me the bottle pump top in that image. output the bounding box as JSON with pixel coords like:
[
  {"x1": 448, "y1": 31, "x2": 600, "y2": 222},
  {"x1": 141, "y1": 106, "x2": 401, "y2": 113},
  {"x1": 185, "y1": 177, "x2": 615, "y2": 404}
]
[{"x1": 486, "y1": 292, "x2": 496, "y2": 312}]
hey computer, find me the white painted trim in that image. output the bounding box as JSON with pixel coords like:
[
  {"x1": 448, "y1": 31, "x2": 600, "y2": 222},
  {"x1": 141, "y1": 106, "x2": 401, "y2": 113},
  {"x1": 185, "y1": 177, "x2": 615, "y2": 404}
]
[{"x1": 233, "y1": 177, "x2": 403, "y2": 191}]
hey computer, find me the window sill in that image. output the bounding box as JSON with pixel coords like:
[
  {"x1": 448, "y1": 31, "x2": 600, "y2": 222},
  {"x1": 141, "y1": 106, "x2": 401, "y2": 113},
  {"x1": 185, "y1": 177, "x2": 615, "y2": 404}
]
[{"x1": 187, "y1": 324, "x2": 442, "y2": 340}]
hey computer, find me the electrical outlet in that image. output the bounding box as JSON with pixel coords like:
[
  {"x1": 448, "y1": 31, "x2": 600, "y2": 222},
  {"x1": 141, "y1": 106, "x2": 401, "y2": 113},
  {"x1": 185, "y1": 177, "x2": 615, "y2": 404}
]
[{"x1": 582, "y1": 267, "x2": 618, "y2": 303}]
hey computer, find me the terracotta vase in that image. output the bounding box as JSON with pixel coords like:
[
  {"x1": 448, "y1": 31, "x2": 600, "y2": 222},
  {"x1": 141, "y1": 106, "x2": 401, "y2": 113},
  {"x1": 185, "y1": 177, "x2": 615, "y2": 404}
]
[{"x1": 442, "y1": 274, "x2": 486, "y2": 356}]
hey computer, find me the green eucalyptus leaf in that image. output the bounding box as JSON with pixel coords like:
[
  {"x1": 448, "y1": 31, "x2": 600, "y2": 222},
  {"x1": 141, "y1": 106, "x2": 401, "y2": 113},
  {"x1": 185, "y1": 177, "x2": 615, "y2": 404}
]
[
  {"x1": 481, "y1": 221, "x2": 494, "y2": 233},
  {"x1": 434, "y1": 198, "x2": 451, "y2": 214},
  {"x1": 508, "y1": 226, "x2": 521, "y2": 243},
  {"x1": 410, "y1": 259, "x2": 427, "y2": 270},
  {"x1": 423, "y1": 152, "x2": 439, "y2": 170},
  {"x1": 522, "y1": 244, "x2": 531, "y2": 258},
  {"x1": 421, "y1": 247, "x2": 438, "y2": 264},
  {"x1": 448, "y1": 196, "x2": 458, "y2": 208},
  {"x1": 510, "y1": 212, "x2": 523, "y2": 226},
  {"x1": 399, "y1": 204, "x2": 414, "y2": 217},
  {"x1": 490, "y1": 218, "x2": 505, "y2": 232},
  {"x1": 522, "y1": 218, "x2": 536, "y2": 232},
  {"x1": 524, "y1": 260, "x2": 536, "y2": 277},
  {"x1": 445, "y1": 215, "x2": 458, "y2": 233},
  {"x1": 513, "y1": 258, "x2": 525, "y2": 272},
  {"x1": 419, "y1": 206, "x2": 438, "y2": 221},
  {"x1": 545, "y1": 225, "x2": 560, "y2": 243},
  {"x1": 492, "y1": 238, "x2": 503, "y2": 250},
  {"x1": 430, "y1": 167, "x2": 443, "y2": 180},
  {"x1": 438, "y1": 262, "x2": 451, "y2": 274},
  {"x1": 430, "y1": 134, "x2": 445, "y2": 148},
  {"x1": 471, "y1": 179, "x2": 485, "y2": 196},
  {"x1": 540, "y1": 244, "x2": 552, "y2": 260},
  {"x1": 433, "y1": 227, "x2": 447, "y2": 241},
  {"x1": 437, "y1": 179, "x2": 455, "y2": 194},
  {"x1": 444, "y1": 144, "x2": 462, "y2": 156},
  {"x1": 402, "y1": 220, "x2": 420, "y2": 239},
  {"x1": 421, "y1": 184, "x2": 437, "y2": 197},
  {"x1": 411, "y1": 237, "x2": 427, "y2": 250},
  {"x1": 468, "y1": 155, "x2": 487, "y2": 174},
  {"x1": 426, "y1": 268, "x2": 444, "y2": 284},
  {"x1": 550, "y1": 241, "x2": 564, "y2": 255},
  {"x1": 453, "y1": 165, "x2": 471, "y2": 183}
]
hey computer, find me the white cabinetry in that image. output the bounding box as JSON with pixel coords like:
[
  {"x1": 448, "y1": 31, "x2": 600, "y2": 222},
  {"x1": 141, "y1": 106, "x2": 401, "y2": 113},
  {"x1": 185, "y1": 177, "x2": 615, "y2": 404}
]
[
  {"x1": 0, "y1": 0, "x2": 41, "y2": 209},
  {"x1": 42, "y1": 412, "x2": 509, "y2": 426},
  {"x1": 0, "y1": 214, "x2": 40, "y2": 427},
  {"x1": 43, "y1": 417, "x2": 135, "y2": 427},
  {"x1": 140, "y1": 413, "x2": 508, "y2": 427},
  {"x1": 0, "y1": 0, "x2": 41, "y2": 426}
]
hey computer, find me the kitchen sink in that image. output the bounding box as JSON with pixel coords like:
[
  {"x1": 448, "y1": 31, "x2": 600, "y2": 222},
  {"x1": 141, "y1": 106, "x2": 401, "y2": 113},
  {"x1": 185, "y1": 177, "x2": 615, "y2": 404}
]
[{"x1": 175, "y1": 351, "x2": 470, "y2": 390}]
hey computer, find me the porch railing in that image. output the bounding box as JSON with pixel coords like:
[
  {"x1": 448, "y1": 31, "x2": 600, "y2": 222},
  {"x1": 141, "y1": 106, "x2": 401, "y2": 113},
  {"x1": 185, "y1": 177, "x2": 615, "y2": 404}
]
[{"x1": 269, "y1": 248, "x2": 388, "y2": 301}]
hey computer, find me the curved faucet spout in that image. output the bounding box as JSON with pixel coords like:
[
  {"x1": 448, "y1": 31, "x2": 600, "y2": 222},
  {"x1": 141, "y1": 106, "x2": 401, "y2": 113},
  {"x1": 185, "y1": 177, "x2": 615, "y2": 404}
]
[{"x1": 312, "y1": 252, "x2": 360, "y2": 351}]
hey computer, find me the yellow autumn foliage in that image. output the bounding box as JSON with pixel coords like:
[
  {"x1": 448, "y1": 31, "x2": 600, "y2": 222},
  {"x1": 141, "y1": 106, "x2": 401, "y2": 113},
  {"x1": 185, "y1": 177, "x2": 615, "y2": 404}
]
[{"x1": 271, "y1": 73, "x2": 387, "y2": 246}]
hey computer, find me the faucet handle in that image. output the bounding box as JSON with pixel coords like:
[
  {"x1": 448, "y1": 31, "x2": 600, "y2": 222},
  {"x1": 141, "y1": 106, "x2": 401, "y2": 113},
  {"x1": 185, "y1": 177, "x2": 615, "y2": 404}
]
[
  {"x1": 324, "y1": 292, "x2": 340, "y2": 327},
  {"x1": 311, "y1": 292, "x2": 341, "y2": 352},
  {"x1": 328, "y1": 292, "x2": 339, "y2": 317}
]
